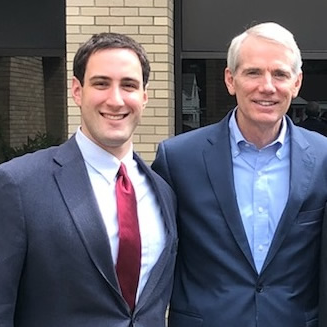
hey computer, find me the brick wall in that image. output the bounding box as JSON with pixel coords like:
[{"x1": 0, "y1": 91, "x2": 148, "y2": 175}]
[
  {"x1": 66, "y1": 0, "x2": 175, "y2": 163},
  {"x1": 9, "y1": 57, "x2": 45, "y2": 147}
]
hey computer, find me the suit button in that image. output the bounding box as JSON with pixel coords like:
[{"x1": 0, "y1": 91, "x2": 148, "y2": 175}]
[{"x1": 256, "y1": 286, "x2": 264, "y2": 293}]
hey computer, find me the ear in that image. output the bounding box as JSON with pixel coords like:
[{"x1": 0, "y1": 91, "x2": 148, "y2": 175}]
[
  {"x1": 142, "y1": 83, "x2": 149, "y2": 108},
  {"x1": 224, "y1": 67, "x2": 236, "y2": 96},
  {"x1": 292, "y1": 72, "x2": 303, "y2": 98},
  {"x1": 71, "y1": 76, "x2": 83, "y2": 107}
]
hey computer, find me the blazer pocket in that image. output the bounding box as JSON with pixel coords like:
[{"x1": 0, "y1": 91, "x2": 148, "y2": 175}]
[
  {"x1": 168, "y1": 310, "x2": 203, "y2": 327},
  {"x1": 296, "y1": 206, "x2": 324, "y2": 225}
]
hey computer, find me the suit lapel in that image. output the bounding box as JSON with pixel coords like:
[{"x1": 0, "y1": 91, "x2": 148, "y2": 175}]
[
  {"x1": 261, "y1": 121, "x2": 315, "y2": 272},
  {"x1": 52, "y1": 137, "x2": 120, "y2": 292},
  {"x1": 203, "y1": 114, "x2": 256, "y2": 271},
  {"x1": 133, "y1": 155, "x2": 176, "y2": 312}
]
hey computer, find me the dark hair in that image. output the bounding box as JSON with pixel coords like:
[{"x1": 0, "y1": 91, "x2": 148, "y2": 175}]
[
  {"x1": 73, "y1": 33, "x2": 150, "y2": 88},
  {"x1": 305, "y1": 101, "x2": 321, "y2": 118}
]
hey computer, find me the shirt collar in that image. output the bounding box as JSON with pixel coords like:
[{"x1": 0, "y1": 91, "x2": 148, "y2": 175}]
[
  {"x1": 229, "y1": 108, "x2": 289, "y2": 159},
  {"x1": 75, "y1": 127, "x2": 134, "y2": 184}
]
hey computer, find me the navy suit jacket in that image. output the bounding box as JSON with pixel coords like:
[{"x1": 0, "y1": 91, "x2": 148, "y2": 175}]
[
  {"x1": 0, "y1": 136, "x2": 177, "y2": 327},
  {"x1": 152, "y1": 112, "x2": 327, "y2": 327}
]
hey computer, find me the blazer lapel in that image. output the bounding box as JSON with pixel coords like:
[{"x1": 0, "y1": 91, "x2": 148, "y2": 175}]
[
  {"x1": 203, "y1": 114, "x2": 256, "y2": 271},
  {"x1": 52, "y1": 137, "x2": 120, "y2": 292},
  {"x1": 132, "y1": 155, "x2": 176, "y2": 312},
  {"x1": 261, "y1": 120, "x2": 315, "y2": 273}
]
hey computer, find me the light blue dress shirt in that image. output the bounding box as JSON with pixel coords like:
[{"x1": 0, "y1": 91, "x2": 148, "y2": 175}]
[{"x1": 229, "y1": 110, "x2": 290, "y2": 273}]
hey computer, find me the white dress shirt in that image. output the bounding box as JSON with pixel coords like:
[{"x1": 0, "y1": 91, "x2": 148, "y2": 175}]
[{"x1": 75, "y1": 128, "x2": 166, "y2": 303}]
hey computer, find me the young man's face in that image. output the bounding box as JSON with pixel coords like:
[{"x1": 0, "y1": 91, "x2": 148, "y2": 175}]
[
  {"x1": 225, "y1": 35, "x2": 302, "y2": 136},
  {"x1": 72, "y1": 48, "x2": 148, "y2": 159}
]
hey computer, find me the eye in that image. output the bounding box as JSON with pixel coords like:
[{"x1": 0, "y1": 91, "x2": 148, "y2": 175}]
[
  {"x1": 273, "y1": 70, "x2": 289, "y2": 80},
  {"x1": 122, "y1": 82, "x2": 139, "y2": 91},
  {"x1": 92, "y1": 80, "x2": 109, "y2": 89},
  {"x1": 245, "y1": 69, "x2": 260, "y2": 77}
]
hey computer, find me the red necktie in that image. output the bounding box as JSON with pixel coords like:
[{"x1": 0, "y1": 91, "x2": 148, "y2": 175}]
[{"x1": 115, "y1": 163, "x2": 141, "y2": 310}]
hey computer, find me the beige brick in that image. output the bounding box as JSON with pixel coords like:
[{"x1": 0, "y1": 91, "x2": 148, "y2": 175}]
[
  {"x1": 66, "y1": 25, "x2": 81, "y2": 34},
  {"x1": 154, "y1": 90, "x2": 169, "y2": 98},
  {"x1": 125, "y1": 17, "x2": 153, "y2": 25},
  {"x1": 67, "y1": 0, "x2": 94, "y2": 6},
  {"x1": 125, "y1": 0, "x2": 153, "y2": 7},
  {"x1": 154, "y1": 72, "x2": 169, "y2": 80},
  {"x1": 68, "y1": 116, "x2": 82, "y2": 124},
  {"x1": 140, "y1": 26, "x2": 168, "y2": 35},
  {"x1": 143, "y1": 44, "x2": 168, "y2": 53},
  {"x1": 96, "y1": 16, "x2": 124, "y2": 25},
  {"x1": 146, "y1": 89, "x2": 154, "y2": 98},
  {"x1": 132, "y1": 35, "x2": 154, "y2": 44},
  {"x1": 132, "y1": 134, "x2": 140, "y2": 143},
  {"x1": 66, "y1": 52, "x2": 76, "y2": 62},
  {"x1": 154, "y1": 0, "x2": 168, "y2": 7},
  {"x1": 67, "y1": 34, "x2": 92, "y2": 43},
  {"x1": 81, "y1": 7, "x2": 109, "y2": 15},
  {"x1": 147, "y1": 53, "x2": 154, "y2": 62},
  {"x1": 68, "y1": 107, "x2": 81, "y2": 116},
  {"x1": 141, "y1": 134, "x2": 166, "y2": 143},
  {"x1": 142, "y1": 107, "x2": 155, "y2": 116},
  {"x1": 155, "y1": 126, "x2": 169, "y2": 135},
  {"x1": 140, "y1": 7, "x2": 167, "y2": 16},
  {"x1": 149, "y1": 63, "x2": 170, "y2": 72},
  {"x1": 141, "y1": 117, "x2": 168, "y2": 125},
  {"x1": 135, "y1": 125, "x2": 155, "y2": 134},
  {"x1": 81, "y1": 25, "x2": 110, "y2": 34},
  {"x1": 67, "y1": 16, "x2": 94, "y2": 25},
  {"x1": 154, "y1": 35, "x2": 169, "y2": 44},
  {"x1": 154, "y1": 17, "x2": 169, "y2": 25},
  {"x1": 138, "y1": 151, "x2": 155, "y2": 163},
  {"x1": 147, "y1": 98, "x2": 169, "y2": 107},
  {"x1": 66, "y1": 43, "x2": 81, "y2": 53},
  {"x1": 148, "y1": 80, "x2": 169, "y2": 89},
  {"x1": 154, "y1": 53, "x2": 169, "y2": 62},
  {"x1": 110, "y1": 26, "x2": 139, "y2": 34},
  {"x1": 155, "y1": 108, "x2": 169, "y2": 117},
  {"x1": 133, "y1": 143, "x2": 155, "y2": 151},
  {"x1": 66, "y1": 7, "x2": 80, "y2": 15},
  {"x1": 95, "y1": 0, "x2": 123, "y2": 5},
  {"x1": 110, "y1": 8, "x2": 138, "y2": 16}
]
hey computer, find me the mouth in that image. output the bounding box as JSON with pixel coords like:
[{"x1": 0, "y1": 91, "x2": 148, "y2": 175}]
[
  {"x1": 253, "y1": 100, "x2": 278, "y2": 107},
  {"x1": 101, "y1": 113, "x2": 128, "y2": 120}
]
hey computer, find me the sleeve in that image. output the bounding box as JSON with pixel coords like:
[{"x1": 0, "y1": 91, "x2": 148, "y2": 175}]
[
  {"x1": 0, "y1": 167, "x2": 26, "y2": 325},
  {"x1": 151, "y1": 142, "x2": 174, "y2": 188}
]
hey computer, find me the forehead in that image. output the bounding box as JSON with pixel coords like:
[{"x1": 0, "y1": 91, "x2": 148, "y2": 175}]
[
  {"x1": 238, "y1": 36, "x2": 295, "y2": 71},
  {"x1": 85, "y1": 48, "x2": 143, "y2": 76}
]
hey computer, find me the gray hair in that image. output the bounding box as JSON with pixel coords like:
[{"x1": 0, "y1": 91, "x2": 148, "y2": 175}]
[{"x1": 227, "y1": 22, "x2": 302, "y2": 75}]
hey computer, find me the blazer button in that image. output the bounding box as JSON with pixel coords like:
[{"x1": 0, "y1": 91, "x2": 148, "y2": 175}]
[{"x1": 256, "y1": 286, "x2": 264, "y2": 293}]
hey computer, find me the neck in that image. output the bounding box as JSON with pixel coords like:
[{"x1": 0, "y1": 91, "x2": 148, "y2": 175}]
[{"x1": 239, "y1": 121, "x2": 282, "y2": 149}]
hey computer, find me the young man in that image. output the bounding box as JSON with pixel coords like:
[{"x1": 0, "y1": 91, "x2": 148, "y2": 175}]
[
  {"x1": 0, "y1": 33, "x2": 177, "y2": 327},
  {"x1": 153, "y1": 22, "x2": 327, "y2": 327}
]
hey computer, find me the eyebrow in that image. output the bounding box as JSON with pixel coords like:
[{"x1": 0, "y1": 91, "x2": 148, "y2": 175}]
[{"x1": 89, "y1": 75, "x2": 141, "y2": 85}]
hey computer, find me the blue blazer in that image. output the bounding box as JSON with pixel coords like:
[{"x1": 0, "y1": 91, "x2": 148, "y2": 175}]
[
  {"x1": 0, "y1": 136, "x2": 177, "y2": 327},
  {"x1": 152, "y1": 112, "x2": 327, "y2": 327}
]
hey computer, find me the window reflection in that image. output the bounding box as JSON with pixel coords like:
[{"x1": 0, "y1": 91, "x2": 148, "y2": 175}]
[{"x1": 182, "y1": 59, "x2": 327, "y2": 133}]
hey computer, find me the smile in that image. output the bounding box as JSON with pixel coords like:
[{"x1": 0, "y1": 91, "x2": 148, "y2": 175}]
[
  {"x1": 254, "y1": 100, "x2": 277, "y2": 106},
  {"x1": 101, "y1": 113, "x2": 128, "y2": 120}
]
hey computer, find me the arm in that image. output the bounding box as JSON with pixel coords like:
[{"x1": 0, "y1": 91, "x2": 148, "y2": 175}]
[
  {"x1": 151, "y1": 142, "x2": 174, "y2": 188},
  {"x1": 0, "y1": 167, "x2": 26, "y2": 326}
]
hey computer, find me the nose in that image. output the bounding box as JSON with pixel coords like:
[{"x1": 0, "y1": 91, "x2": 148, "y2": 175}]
[
  {"x1": 106, "y1": 86, "x2": 124, "y2": 107},
  {"x1": 259, "y1": 73, "x2": 276, "y2": 93}
]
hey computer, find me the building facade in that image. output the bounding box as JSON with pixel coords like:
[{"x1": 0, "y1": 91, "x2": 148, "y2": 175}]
[{"x1": 1, "y1": 0, "x2": 327, "y2": 163}]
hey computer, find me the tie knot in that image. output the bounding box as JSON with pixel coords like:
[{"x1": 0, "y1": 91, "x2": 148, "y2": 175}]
[{"x1": 118, "y1": 163, "x2": 128, "y2": 177}]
